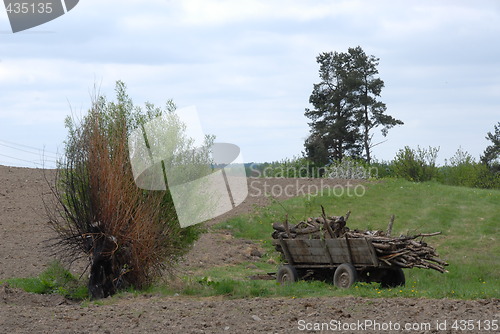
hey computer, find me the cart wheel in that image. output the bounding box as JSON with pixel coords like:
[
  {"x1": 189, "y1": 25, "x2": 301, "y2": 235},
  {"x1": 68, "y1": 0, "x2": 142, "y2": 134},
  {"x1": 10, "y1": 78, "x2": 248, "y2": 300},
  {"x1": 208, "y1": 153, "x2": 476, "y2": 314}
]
[
  {"x1": 333, "y1": 263, "x2": 358, "y2": 289},
  {"x1": 277, "y1": 265, "x2": 298, "y2": 284},
  {"x1": 381, "y1": 268, "x2": 405, "y2": 288}
]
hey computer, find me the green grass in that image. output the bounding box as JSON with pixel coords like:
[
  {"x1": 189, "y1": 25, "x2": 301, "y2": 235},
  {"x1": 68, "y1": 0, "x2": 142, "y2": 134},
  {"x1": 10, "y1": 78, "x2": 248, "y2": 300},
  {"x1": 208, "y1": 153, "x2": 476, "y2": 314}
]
[
  {"x1": 197, "y1": 179, "x2": 499, "y2": 300},
  {"x1": 4, "y1": 179, "x2": 498, "y2": 301},
  {"x1": 0, "y1": 261, "x2": 88, "y2": 300}
]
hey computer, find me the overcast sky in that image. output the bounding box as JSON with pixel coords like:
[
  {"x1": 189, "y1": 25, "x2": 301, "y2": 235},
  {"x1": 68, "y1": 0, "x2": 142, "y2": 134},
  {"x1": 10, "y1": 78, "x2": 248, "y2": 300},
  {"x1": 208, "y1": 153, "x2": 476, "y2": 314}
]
[{"x1": 1, "y1": 0, "x2": 499, "y2": 168}]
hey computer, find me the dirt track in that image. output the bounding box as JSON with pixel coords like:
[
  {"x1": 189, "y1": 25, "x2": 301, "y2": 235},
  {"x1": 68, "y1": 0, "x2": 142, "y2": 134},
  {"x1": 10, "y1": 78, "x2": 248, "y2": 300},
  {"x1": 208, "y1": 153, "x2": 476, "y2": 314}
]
[{"x1": 0, "y1": 165, "x2": 498, "y2": 333}]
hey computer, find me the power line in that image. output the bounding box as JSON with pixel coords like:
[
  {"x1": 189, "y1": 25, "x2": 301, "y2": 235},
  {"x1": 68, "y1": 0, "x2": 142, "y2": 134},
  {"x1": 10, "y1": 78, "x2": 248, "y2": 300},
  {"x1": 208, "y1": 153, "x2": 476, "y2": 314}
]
[
  {"x1": 0, "y1": 153, "x2": 57, "y2": 168},
  {"x1": 0, "y1": 139, "x2": 60, "y2": 168},
  {"x1": 0, "y1": 139, "x2": 60, "y2": 156},
  {"x1": 0, "y1": 141, "x2": 59, "y2": 160}
]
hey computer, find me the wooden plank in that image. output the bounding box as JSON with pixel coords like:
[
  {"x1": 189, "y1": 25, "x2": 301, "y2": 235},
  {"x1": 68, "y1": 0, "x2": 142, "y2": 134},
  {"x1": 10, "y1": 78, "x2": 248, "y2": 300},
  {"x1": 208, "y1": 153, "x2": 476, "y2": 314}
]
[
  {"x1": 321, "y1": 239, "x2": 335, "y2": 266},
  {"x1": 326, "y1": 239, "x2": 349, "y2": 264},
  {"x1": 364, "y1": 238, "x2": 379, "y2": 266},
  {"x1": 345, "y1": 239, "x2": 375, "y2": 265},
  {"x1": 293, "y1": 264, "x2": 337, "y2": 269},
  {"x1": 325, "y1": 238, "x2": 375, "y2": 265},
  {"x1": 288, "y1": 247, "x2": 326, "y2": 257},
  {"x1": 292, "y1": 255, "x2": 332, "y2": 264},
  {"x1": 285, "y1": 239, "x2": 332, "y2": 264},
  {"x1": 345, "y1": 235, "x2": 353, "y2": 264},
  {"x1": 283, "y1": 238, "x2": 379, "y2": 266},
  {"x1": 279, "y1": 237, "x2": 294, "y2": 265}
]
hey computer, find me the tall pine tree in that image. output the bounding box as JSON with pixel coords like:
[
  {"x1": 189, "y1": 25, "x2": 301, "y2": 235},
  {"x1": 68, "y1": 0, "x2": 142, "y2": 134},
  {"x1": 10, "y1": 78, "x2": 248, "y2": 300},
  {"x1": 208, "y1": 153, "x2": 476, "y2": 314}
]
[
  {"x1": 305, "y1": 51, "x2": 361, "y2": 164},
  {"x1": 350, "y1": 46, "x2": 403, "y2": 164},
  {"x1": 481, "y1": 122, "x2": 500, "y2": 173},
  {"x1": 305, "y1": 46, "x2": 403, "y2": 164}
]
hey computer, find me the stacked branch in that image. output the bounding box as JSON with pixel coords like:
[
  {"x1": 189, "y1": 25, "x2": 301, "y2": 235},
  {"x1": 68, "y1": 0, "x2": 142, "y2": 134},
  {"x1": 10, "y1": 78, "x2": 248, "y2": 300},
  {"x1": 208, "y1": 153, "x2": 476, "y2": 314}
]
[
  {"x1": 345, "y1": 230, "x2": 448, "y2": 273},
  {"x1": 272, "y1": 207, "x2": 351, "y2": 240},
  {"x1": 272, "y1": 207, "x2": 449, "y2": 273}
]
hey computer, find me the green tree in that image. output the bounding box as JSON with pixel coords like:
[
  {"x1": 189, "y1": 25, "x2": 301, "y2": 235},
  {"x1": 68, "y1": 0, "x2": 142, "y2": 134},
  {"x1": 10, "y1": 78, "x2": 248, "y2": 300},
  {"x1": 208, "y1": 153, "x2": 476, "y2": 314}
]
[
  {"x1": 303, "y1": 131, "x2": 330, "y2": 168},
  {"x1": 349, "y1": 46, "x2": 403, "y2": 164},
  {"x1": 305, "y1": 50, "x2": 361, "y2": 164},
  {"x1": 304, "y1": 46, "x2": 403, "y2": 165},
  {"x1": 481, "y1": 122, "x2": 500, "y2": 173}
]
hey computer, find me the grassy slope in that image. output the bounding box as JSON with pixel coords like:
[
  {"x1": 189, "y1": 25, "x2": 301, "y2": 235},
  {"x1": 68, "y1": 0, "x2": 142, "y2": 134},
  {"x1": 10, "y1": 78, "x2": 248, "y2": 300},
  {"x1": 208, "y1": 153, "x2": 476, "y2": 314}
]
[
  {"x1": 3, "y1": 179, "x2": 498, "y2": 300},
  {"x1": 205, "y1": 178, "x2": 499, "y2": 299}
]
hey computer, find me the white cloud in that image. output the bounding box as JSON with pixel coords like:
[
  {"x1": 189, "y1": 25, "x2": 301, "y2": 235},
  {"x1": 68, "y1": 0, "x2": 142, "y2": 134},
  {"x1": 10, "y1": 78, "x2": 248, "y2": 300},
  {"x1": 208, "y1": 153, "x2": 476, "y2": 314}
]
[
  {"x1": 0, "y1": 58, "x2": 72, "y2": 85},
  {"x1": 178, "y1": 0, "x2": 343, "y2": 26},
  {"x1": 1, "y1": 0, "x2": 500, "y2": 166}
]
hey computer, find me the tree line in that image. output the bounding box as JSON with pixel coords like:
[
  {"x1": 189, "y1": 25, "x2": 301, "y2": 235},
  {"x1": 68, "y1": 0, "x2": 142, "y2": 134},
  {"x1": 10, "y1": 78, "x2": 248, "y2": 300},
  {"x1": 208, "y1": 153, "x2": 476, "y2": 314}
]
[{"x1": 302, "y1": 46, "x2": 499, "y2": 187}]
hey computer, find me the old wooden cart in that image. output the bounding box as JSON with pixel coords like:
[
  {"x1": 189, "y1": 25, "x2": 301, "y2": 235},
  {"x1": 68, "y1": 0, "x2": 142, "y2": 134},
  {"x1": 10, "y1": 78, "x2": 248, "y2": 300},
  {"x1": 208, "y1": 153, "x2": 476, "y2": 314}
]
[{"x1": 276, "y1": 237, "x2": 405, "y2": 289}]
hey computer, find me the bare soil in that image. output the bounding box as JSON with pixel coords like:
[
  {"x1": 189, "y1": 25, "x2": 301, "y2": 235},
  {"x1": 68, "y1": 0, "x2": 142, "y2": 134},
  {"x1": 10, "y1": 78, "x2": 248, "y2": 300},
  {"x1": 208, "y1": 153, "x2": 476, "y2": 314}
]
[{"x1": 0, "y1": 165, "x2": 498, "y2": 333}]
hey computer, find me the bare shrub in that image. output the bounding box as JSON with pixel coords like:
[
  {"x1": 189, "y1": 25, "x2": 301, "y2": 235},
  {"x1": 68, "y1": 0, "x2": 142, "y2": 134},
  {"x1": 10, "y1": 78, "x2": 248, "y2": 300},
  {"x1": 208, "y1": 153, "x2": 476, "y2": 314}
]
[{"x1": 46, "y1": 82, "x2": 202, "y2": 299}]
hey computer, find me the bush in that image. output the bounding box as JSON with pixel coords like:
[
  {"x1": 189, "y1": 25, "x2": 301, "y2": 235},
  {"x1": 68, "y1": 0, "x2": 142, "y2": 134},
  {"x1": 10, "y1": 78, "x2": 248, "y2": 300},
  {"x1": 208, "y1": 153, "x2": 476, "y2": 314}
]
[
  {"x1": 437, "y1": 148, "x2": 500, "y2": 189},
  {"x1": 368, "y1": 159, "x2": 395, "y2": 178},
  {"x1": 323, "y1": 157, "x2": 378, "y2": 179},
  {"x1": 249, "y1": 156, "x2": 378, "y2": 179},
  {"x1": 438, "y1": 148, "x2": 477, "y2": 187},
  {"x1": 46, "y1": 81, "x2": 204, "y2": 299},
  {"x1": 472, "y1": 164, "x2": 500, "y2": 189},
  {"x1": 392, "y1": 146, "x2": 439, "y2": 182}
]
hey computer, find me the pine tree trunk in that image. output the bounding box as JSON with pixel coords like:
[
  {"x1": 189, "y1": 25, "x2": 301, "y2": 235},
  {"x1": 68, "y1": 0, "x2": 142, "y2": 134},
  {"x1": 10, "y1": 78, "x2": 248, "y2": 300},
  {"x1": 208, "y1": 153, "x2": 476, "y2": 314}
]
[{"x1": 363, "y1": 104, "x2": 371, "y2": 164}]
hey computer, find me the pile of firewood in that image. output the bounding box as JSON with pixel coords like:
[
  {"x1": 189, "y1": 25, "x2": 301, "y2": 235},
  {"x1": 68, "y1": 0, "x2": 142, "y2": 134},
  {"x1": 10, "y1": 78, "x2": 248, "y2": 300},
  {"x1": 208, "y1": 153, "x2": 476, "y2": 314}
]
[{"x1": 271, "y1": 206, "x2": 449, "y2": 273}]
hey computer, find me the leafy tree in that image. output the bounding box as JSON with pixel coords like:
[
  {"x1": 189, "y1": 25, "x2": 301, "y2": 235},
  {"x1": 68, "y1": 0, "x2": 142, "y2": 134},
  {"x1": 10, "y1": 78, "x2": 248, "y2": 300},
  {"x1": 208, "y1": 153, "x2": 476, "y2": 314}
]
[{"x1": 304, "y1": 46, "x2": 403, "y2": 165}]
